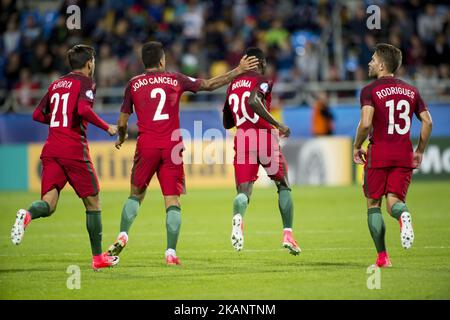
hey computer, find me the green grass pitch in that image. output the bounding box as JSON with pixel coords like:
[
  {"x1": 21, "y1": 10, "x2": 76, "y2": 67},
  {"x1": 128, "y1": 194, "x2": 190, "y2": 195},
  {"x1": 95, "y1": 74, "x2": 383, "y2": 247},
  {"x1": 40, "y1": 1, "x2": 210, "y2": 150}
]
[{"x1": 1, "y1": 181, "x2": 449, "y2": 299}]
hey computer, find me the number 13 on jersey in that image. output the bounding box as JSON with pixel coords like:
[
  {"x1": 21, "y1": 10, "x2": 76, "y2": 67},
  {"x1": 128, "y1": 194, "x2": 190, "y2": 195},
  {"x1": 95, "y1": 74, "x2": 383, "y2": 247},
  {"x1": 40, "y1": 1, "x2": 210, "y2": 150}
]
[{"x1": 386, "y1": 99, "x2": 411, "y2": 135}]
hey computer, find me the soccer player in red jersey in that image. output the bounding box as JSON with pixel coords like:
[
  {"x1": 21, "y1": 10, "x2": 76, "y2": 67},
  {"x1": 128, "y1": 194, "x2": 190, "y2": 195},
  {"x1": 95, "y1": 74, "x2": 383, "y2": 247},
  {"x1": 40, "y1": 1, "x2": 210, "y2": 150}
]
[
  {"x1": 106, "y1": 41, "x2": 259, "y2": 265},
  {"x1": 222, "y1": 47, "x2": 301, "y2": 255},
  {"x1": 354, "y1": 43, "x2": 433, "y2": 267},
  {"x1": 10, "y1": 45, "x2": 120, "y2": 270}
]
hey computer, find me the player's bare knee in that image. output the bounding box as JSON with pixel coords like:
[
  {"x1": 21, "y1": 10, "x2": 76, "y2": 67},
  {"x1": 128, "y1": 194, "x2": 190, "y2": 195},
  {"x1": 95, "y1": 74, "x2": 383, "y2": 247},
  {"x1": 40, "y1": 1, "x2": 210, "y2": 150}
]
[
  {"x1": 276, "y1": 179, "x2": 291, "y2": 192},
  {"x1": 130, "y1": 185, "x2": 146, "y2": 203},
  {"x1": 386, "y1": 193, "x2": 402, "y2": 214},
  {"x1": 367, "y1": 198, "x2": 381, "y2": 208},
  {"x1": 237, "y1": 182, "x2": 253, "y2": 200},
  {"x1": 83, "y1": 194, "x2": 101, "y2": 211},
  {"x1": 164, "y1": 196, "x2": 180, "y2": 209},
  {"x1": 386, "y1": 203, "x2": 394, "y2": 215},
  {"x1": 42, "y1": 192, "x2": 58, "y2": 215},
  {"x1": 130, "y1": 193, "x2": 145, "y2": 204}
]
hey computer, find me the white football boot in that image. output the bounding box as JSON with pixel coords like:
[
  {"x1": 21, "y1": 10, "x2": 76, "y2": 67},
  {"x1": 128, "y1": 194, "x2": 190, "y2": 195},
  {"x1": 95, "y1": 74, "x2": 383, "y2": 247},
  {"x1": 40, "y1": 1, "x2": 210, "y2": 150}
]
[
  {"x1": 231, "y1": 214, "x2": 244, "y2": 251},
  {"x1": 11, "y1": 209, "x2": 30, "y2": 245},
  {"x1": 400, "y1": 212, "x2": 414, "y2": 249}
]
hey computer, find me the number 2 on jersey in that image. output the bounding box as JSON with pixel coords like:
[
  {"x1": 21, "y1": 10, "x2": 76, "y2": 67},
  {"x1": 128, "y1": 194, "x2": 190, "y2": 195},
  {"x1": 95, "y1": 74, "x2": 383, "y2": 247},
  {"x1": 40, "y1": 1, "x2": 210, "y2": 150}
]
[
  {"x1": 151, "y1": 88, "x2": 168, "y2": 121},
  {"x1": 50, "y1": 92, "x2": 69, "y2": 128},
  {"x1": 386, "y1": 99, "x2": 411, "y2": 135}
]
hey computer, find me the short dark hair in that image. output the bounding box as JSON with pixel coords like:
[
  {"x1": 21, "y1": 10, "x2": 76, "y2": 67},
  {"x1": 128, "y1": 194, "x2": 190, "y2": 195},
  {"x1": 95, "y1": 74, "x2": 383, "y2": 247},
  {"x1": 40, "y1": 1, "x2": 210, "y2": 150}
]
[
  {"x1": 142, "y1": 41, "x2": 164, "y2": 68},
  {"x1": 67, "y1": 45, "x2": 95, "y2": 70},
  {"x1": 245, "y1": 47, "x2": 265, "y2": 62},
  {"x1": 374, "y1": 43, "x2": 402, "y2": 73}
]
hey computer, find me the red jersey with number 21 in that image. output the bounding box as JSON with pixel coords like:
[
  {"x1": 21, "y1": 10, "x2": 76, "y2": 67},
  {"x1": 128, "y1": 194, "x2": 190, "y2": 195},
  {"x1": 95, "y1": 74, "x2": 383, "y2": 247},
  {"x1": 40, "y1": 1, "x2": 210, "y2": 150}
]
[
  {"x1": 36, "y1": 72, "x2": 102, "y2": 161},
  {"x1": 120, "y1": 71, "x2": 202, "y2": 149},
  {"x1": 360, "y1": 76, "x2": 428, "y2": 168}
]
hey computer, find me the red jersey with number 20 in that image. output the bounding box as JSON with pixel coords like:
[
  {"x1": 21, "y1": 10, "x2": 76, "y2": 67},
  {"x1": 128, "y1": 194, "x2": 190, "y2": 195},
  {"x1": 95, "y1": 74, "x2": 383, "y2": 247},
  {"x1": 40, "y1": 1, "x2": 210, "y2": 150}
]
[
  {"x1": 225, "y1": 70, "x2": 273, "y2": 131},
  {"x1": 34, "y1": 72, "x2": 108, "y2": 161},
  {"x1": 120, "y1": 71, "x2": 202, "y2": 149},
  {"x1": 360, "y1": 76, "x2": 428, "y2": 168}
]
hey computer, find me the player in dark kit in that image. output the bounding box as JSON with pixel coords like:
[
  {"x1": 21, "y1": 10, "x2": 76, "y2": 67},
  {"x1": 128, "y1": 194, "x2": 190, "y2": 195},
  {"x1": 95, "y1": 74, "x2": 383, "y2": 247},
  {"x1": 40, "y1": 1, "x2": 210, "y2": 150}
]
[
  {"x1": 222, "y1": 47, "x2": 301, "y2": 255},
  {"x1": 106, "y1": 41, "x2": 259, "y2": 265},
  {"x1": 10, "y1": 45, "x2": 120, "y2": 271},
  {"x1": 354, "y1": 43, "x2": 433, "y2": 267}
]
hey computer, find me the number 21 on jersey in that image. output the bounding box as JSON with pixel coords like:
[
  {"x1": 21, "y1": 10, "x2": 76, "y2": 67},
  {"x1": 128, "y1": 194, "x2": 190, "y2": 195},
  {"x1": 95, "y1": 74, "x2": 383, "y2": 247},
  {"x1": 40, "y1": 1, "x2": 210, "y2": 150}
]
[
  {"x1": 386, "y1": 99, "x2": 411, "y2": 135},
  {"x1": 50, "y1": 92, "x2": 69, "y2": 128}
]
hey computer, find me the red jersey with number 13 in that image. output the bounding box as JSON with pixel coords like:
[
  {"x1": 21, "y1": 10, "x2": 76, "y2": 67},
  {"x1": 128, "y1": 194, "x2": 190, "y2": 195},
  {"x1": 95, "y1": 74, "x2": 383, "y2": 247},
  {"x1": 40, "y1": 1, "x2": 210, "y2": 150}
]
[
  {"x1": 120, "y1": 71, "x2": 202, "y2": 149},
  {"x1": 360, "y1": 76, "x2": 428, "y2": 168}
]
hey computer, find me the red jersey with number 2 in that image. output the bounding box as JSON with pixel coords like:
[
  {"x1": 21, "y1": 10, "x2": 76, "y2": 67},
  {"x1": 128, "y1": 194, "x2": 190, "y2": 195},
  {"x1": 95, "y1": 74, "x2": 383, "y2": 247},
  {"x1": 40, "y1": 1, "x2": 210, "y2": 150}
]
[
  {"x1": 360, "y1": 76, "x2": 428, "y2": 168},
  {"x1": 120, "y1": 71, "x2": 202, "y2": 149}
]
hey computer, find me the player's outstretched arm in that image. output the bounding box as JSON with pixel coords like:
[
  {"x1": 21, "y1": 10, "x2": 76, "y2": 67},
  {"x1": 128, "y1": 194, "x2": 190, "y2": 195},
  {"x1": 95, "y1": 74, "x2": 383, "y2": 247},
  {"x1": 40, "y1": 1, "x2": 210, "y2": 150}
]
[
  {"x1": 198, "y1": 55, "x2": 259, "y2": 92},
  {"x1": 115, "y1": 112, "x2": 130, "y2": 149},
  {"x1": 248, "y1": 89, "x2": 290, "y2": 137},
  {"x1": 78, "y1": 100, "x2": 117, "y2": 135},
  {"x1": 353, "y1": 105, "x2": 374, "y2": 164},
  {"x1": 413, "y1": 110, "x2": 433, "y2": 168}
]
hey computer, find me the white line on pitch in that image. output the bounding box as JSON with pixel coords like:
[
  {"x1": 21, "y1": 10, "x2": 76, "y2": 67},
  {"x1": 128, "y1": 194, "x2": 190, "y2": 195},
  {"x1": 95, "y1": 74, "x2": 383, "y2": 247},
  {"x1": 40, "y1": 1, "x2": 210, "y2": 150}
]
[{"x1": 1, "y1": 246, "x2": 449, "y2": 257}]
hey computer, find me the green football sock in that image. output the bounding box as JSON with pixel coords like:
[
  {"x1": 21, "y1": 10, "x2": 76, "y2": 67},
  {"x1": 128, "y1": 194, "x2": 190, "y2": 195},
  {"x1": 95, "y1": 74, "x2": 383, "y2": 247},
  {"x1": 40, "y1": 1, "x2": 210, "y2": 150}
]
[
  {"x1": 367, "y1": 207, "x2": 386, "y2": 253},
  {"x1": 233, "y1": 193, "x2": 248, "y2": 217},
  {"x1": 166, "y1": 206, "x2": 181, "y2": 250},
  {"x1": 28, "y1": 200, "x2": 50, "y2": 219},
  {"x1": 391, "y1": 202, "x2": 408, "y2": 220},
  {"x1": 86, "y1": 210, "x2": 102, "y2": 256},
  {"x1": 120, "y1": 196, "x2": 140, "y2": 234},
  {"x1": 278, "y1": 187, "x2": 293, "y2": 229}
]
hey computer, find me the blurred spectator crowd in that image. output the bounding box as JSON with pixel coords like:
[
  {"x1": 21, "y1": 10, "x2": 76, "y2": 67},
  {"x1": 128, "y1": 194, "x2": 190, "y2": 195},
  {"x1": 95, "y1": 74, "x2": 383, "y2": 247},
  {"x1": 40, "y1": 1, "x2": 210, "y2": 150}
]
[{"x1": 1, "y1": 0, "x2": 450, "y2": 110}]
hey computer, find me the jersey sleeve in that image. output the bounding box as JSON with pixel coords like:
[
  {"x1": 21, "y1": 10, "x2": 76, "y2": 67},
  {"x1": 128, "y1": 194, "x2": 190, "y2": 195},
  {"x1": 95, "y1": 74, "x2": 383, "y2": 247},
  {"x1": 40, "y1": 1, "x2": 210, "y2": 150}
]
[
  {"x1": 256, "y1": 75, "x2": 271, "y2": 97},
  {"x1": 77, "y1": 99, "x2": 109, "y2": 131},
  {"x1": 177, "y1": 73, "x2": 202, "y2": 93},
  {"x1": 414, "y1": 90, "x2": 428, "y2": 118},
  {"x1": 120, "y1": 81, "x2": 134, "y2": 114},
  {"x1": 222, "y1": 86, "x2": 235, "y2": 129},
  {"x1": 36, "y1": 91, "x2": 50, "y2": 114},
  {"x1": 79, "y1": 77, "x2": 96, "y2": 103},
  {"x1": 32, "y1": 91, "x2": 51, "y2": 124},
  {"x1": 360, "y1": 85, "x2": 374, "y2": 108},
  {"x1": 76, "y1": 77, "x2": 108, "y2": 131}
]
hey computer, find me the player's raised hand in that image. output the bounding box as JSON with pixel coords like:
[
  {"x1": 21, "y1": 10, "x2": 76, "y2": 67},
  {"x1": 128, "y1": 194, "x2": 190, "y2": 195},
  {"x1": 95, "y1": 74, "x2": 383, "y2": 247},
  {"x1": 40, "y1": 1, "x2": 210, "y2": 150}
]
[
  {"x1": 353, "y1": 147, "x2": 367, "y2": 165},
  {"x1": 238, "y1": 55, "x2": 260, "y2": 73},
  {"x1": 107, "y1": 124, "x2": 118, "y2": 136},
  {"x1": 413, "y1": 151, "x2": 423, "y2": 168},
  {"x1": 278, "y1": 123, "x2": 291, "y2": 138}
]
